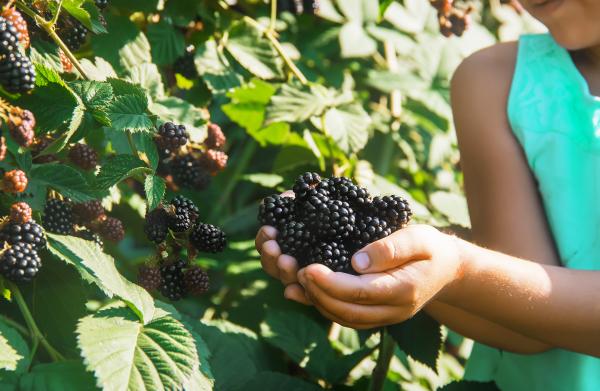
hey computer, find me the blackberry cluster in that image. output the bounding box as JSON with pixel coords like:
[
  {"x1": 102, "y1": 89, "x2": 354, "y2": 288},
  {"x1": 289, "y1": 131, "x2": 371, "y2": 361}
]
[
  {"x1": 0, "y1": 52, "x2": 35, "y2": 93},
  {"x1": 258, "y1": 173, "x2": 412, "y2": 273},
  {"x1": 43, "y1": 199, "x2": 73, "y2": 235},
  {"x1": 68, "y1": 143, "x2": 98, "y2": 171},
  {"x1": 173, "y1": 45, "x2": 198, "y2": 79},
  {"x1": 1, "y1": 7, "x2": 29, "y2": 49},
  {"x1": 8, "y1": 107, "x2": 35, "y2": 147},
  {"x1": 430, "y1": 0, "x2": 472, "y2": 37}
]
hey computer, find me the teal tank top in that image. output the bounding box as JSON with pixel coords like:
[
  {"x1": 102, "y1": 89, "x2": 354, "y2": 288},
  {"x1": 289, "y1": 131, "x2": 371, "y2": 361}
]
[{"x1": 463, "y1": 33, "x2": 600, "y2": 390}]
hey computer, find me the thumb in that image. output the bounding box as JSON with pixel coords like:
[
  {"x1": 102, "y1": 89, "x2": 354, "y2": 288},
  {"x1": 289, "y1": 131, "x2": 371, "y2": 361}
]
[{"x1": 351, "y1": 225, "x2": 434, "y2": 273}]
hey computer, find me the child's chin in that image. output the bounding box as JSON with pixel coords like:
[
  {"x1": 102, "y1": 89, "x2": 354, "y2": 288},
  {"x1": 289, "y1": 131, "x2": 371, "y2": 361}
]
[{"x1": 550, "y1": 30, "x2": 600, "y2": 51}]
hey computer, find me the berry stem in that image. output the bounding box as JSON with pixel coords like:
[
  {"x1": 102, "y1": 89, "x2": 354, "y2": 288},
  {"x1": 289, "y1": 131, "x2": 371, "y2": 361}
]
[
  {"x1": 126, "y1": 132, "x2": 140, "y2": 158},
  {"x1": 0, "y1": 314, "x2": 29, "y2": 337},
  {"x1": 269, "y1": 0, "x2": 277, "y2": 32},
  {"x1": 49, "y1": 0, "x2": 64, "y2": 28},
  {"x1": 368, "y1": 329, "x2": 396, "y2": 391},
  {"x1": 8, "y1": 282, "x2": 65, "y2": 362}
]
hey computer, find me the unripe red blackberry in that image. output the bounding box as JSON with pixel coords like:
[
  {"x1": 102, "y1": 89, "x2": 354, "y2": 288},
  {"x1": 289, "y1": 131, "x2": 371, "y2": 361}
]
[
  {"x1": 31, "y1": 135, "x2": 57, "y2": 163},
  {"x1": 138, "y1": 265, "x2": 162, "y2": 292},
  {"x1": 0, "y1": 221, "x2": 46, "y2": 250},
  {"x1": 0, "y1": 136, "x2": 6, "y2": 161},
  {"x1": 43, "y1": 198, "x2": 73, "y2": 235},
  {"x1": 184, "y1": 266, "x2": 209, "y2": 295},
  {"x1": 59, "y1": 50, "x2": 73, "y2": 73},
  {"x1": 1, "y1": 7, "x2": 29, "y2": 49},
  {"x1": 199, "y1": 149, "x2": 228, "y2": 175},
  {"x1": 72, "y1": 200, "x2": 105, "y2": 226},
  {"x1": 97, "y1": 217, "x2": 124, "y2": 242},
  {"x1": 2, "y1": 169, "x2": 27, "y2": 193},
  {"x1": 0, "y1": 52, "x2": 36, "y2": 93},
  {"x1": 159, "y1": 259, "x2": 187, "y2": 301},
  {"x1": 69, "y1": 143, "x2": 98, "y2": 171},
  {"x1": 204, "y1": 123, "x2": 226, "y2": 150},
  {"x1": 156, "y1": 122, "x2": 189, "y2": 151},
  {"x1": 7, "y1": 107, "x2": 35, "y2": 147},
  {"x1": 258, "y1": 194, "x2": 294, "y2": 229},
  {"x1": 144, "y1": 207, "x2": 168, "y2": 244},
  {"x1": 9, "y1": 201, "x2": 31, "y2": 224},
  {"x1": 190, "y1": 223, "x2": 227, "y2": 253},
  {"x1": 173, "y1": 45, "x2": 198, "y2": 79},
  {"x1": 171, "y1": 154, "x2": 211, "y2": 190},
  {"x1": 0, "y1": 16, "x2": 20, "y2": 54},
  {"x1": 0, "y1": 242, "x2": 41, "y2": 283}
]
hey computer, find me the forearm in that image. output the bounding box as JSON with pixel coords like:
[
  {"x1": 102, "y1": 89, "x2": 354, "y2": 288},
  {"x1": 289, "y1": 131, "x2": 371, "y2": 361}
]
[
  {"x1": 442, "y1": 238, "x2": 600, "y2": 356},
  {"x1": 425, "y1": 301, "x2": 551, "y2": 354}
]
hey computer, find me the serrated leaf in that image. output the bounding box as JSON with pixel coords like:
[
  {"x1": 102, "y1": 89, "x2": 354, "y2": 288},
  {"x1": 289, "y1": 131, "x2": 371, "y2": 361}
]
[
  {"x1": 95, "y1": 154, "x2": 151, "y2": 190},
  {"x1": 430, "y1": 191, "x2": 471, "y2": 227},
  {"x1": 149, "y1": 96, "x2": 205, "y2": 135},
  {"x1": 0, "y1": 316, "x2": 29, "y2": 387},
  {"x1": 195, "y1": 40, "x2": 242, "y2": 93},
  {"x1": 265, "y1": 83, "x2": 333, "y2": 124},
  {"x1": 79, "y1": 57, "x2": 118, "y2": 81},
  {"x1": 140, "y1": 133, "x2": 159, "y2": 170},
  {"x1": 320, "y1": 103, "x2": 371, "y2": 154},
  {"x1": 144, "y1": 175, "x2": 165, "y2": 211},
  {"x1": 225, "y1": 20, "x2": 284, "y2": 80},
  {"x1": 245, "y1": 371, "x2": 323, "y2": 391},
  {"x1": 47, "y1": 235, "x2": 155, "y2": 324},
  {"x1": 126, "y1": 63, "x2": 165, "y2": 100},
  {"x1": 106, "y1": 94, "x2": 154, "y2": 133},
  {"x1": 106, "y1": 78, "x2": 146, "y2": 98},
  {"x1": 62, "y1": 0, "x2": 107, "y2": 34},
  {"x1": 387, "y1": 312, "x2": 442, "y2": 371},
  {"x1": 146, "y1": 20, "x2": 186, "y2": 66},
  {"x1": 19, "y1": 362, "x2": 98, "y2": 391},
  {"x1": 77, "y1": 306, "x2": 198, "y2": 391},
  {"x1": 339, "y1": 22, "x2": 377, "y2": 58},
  {"x1": 222, "y1": 79, "x2": 276, "y2": 133},
  {"x1": 0, "y1": 330, "x2": 22, "y2": 371},
  {"x1": 30, "y1": 164, "x2": 98, "y2": 202},
  {"x1": 70, "y1": 80, "x2": 114, "y2": 126}
]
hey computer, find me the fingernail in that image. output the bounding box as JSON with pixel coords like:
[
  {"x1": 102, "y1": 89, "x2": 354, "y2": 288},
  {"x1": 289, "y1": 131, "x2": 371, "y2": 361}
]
[{"x1": 354, "y1": 252, "x2": 370, "y2": 270}]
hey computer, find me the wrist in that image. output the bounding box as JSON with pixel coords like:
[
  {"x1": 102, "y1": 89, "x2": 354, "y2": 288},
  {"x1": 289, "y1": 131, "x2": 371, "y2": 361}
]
[{"x1": 438, "y1": 234, "x2": 473, "y2": 305}]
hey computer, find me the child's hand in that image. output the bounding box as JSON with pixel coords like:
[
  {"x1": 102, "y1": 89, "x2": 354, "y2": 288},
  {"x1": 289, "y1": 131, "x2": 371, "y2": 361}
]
[{"x1": 297, "y1": 225, "x2": 464, "y2": 329}]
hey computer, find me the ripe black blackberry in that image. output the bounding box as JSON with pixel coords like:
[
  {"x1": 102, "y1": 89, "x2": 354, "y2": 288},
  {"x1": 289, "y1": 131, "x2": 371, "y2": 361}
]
[
  {"x1": 1, "y1": 8, "x2": 29, "y2": 49},
  {"x1": 0, "y1": 221, "x2": 46, "y2": 250},
  {"x1": 314, "y1": 200, "x2": 356, "y2": 239},
  {"x1": 95, "y1": 0, "x2": 109, "y2": 10},
  {"x1": 309, "y1": 241, "x2": 351, "y2": 273},
  {"x1": 9, "y1": 201, "x2": 32, "y2": 224},
  {"x1": 61, "y1": 18, "x2": 88, "y2": 51},
  {"x1": 0, "y1": 16, "x2": 20, "y2": 54},
  {"x1": 0, "y1": 52, "x2": 35, "y2": 93},
  {"x1": 292, "y1": 172, "x2": 321, "y2": 202},
  {"x1": 354, "y1": 216, "x2": 391, "y2": 249},
  {"x1": 371, "y1": 195, "x2": 412, "y2": 230},
  {"x1": 76, "y1": 229, "x2": 103, "y2": 247},
  {"x1": 157, "y1": 122, "x2": 189, "y2": 151},
  {"x1": 327, "y1": 177, "x2": 370, "y2": 210},
  {"x1": 0, "y1": 242, "x2": 41, "y2": 283},
  {"x1": 72, "y1": 200, "x2": 105, "y2": 226},
  {"x1": 171, "y1": 154, "x2": 211, "y2": 190},
  {"x1": 144, "y1": 207, "x2": 168, "y2": 244},
  {"x1": 170, "y1": 195, "x2": 199, "y2": 222},
  {"x1": 173, "y1": 45, "x2": 198, "y2": 79},
  {"x1": 278, "y1": 221, "x2": 311, "y2": 264},
  {"x1": 159, "y1": 259, "x2": 187, "y2": 301},
  {"x1": 69, "y1": 143, "x2": 98, "y2": 171},
  {"x1": 138, "y1": 265, "x2": 161, "y2": 292},
  {"x1": 258, "y1": 194, "x2": 294, "y2": 229},
  {"x1": 7, "y1": 108, "x2": 35, "y2": 147},
  {"x1": 204, "y1": 123, "x2": 226, "y2": 150},
  {"x1": 97, "y1": 217, "x2": 125, "y2": 242},
  {"x1": 168, "y1": 208, "x2": 191, "y2": 232},
  {"x1": 32, "y1": 135, "x2": 57, "y2": 164},
  {"x1": 183, "y1": 266, "x2": 209, "y2": 295},
  {"x1": 190, "y1": 223, "x2": 227, "y2": 253},
  {"x1": 43, "y1": 199, "x2": 73, "y2": 235}
]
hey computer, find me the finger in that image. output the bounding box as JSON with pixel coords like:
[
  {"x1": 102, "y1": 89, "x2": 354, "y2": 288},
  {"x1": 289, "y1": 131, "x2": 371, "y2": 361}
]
[
  {"x1": 283, "y1": 283, "x2": 312, "y2": 305},
  {"x1": 260, "y1": 240, "x2": 282, "y2": 279},
  {"x1": 278, "y1": 254, "x2": 300, "y2": 285},
  {"x1": 352, "y1": 225, "x2": 434, "y2": 274},
  {"x1": 255, "y1": 226, "x2": 278, "y2": 253},
  {"x1": 280, "y1": 190, "x2": 295, "y2": 198}
]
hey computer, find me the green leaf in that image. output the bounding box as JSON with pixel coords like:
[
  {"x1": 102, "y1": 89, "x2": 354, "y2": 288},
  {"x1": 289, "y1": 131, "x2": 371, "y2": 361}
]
[
  {"x1": 194, "y1": 40, "x2": 243, "y2": 93},
  {"x1": 126, "y1": 63, "x2": 165, "y2": 100},
  {"x1": 430, "y1": 191, "x2": 471, "y2": 227},
  {"x1": 0, "y1": 316, "x2": 29, "y2": 386},
  {"x1": 106, "y1": 78, "x2": 147, "y2": 98},
  {"x1": 146, "y1": 21, "x2": 186, "y2": 66},
  {"x1": 144, "y1": 175, "x2": 165, "y2": 211},
  {"x1": 439, "y1": 381, "x2": 500, "y2": 391},
  {"x1": 387, "y1": 312, "x2": 442, "y2": 371},
  {"x1": 222, "y1": 79, "x2": 276, "y2": 133},
  {"x1": 320, "y1": 103, "x2": 371, "y2": 154},
  {"x1": 47, "y1": 235, "x2": 155, "y2": 324},
  {"x1": 245, "y1": 371, "x2": 323, "y2": 390},
  {"x1": 149, "y1": 96, "x2": 205, "y2": 135},
  {"x1": 77, "y1": 306, "x2": 198, "y2": 391},
  {"x1": 225, "y1": 20, "x2": 284, "y2": 80},
  {"x1": 140, "y1": 133, "x2": 159, "y2": 170},
  {"x1": 62, "y1": 0, "x2": 107, "y2": 34},
  {"x1": 69, "y1": 80, "x2": 114, "y2": 126},
  {"x1": 0, "y1": 329, "x2": 22, "y2": 371},
  {"x1": 339, "y1": 22, "x2": 377, "y2": 58},
  {"x1": 30, "y1": 164, "x2": 98, "y2": 202},
  {"x1": 106, "y1": 94, "x2": 154, "y2": 133},
  {"x1": 241, "y1": 173, "x2": 284, "y2": 188},
  {"x1": 79, "y1": 57, "x2": 118, "y2": 81},
  {"x1": 95, "y1": 154, "x2": 150, "y2": 191},
  {"x1": 365, "y1": 69, "x2": 427, "y2": 94},
  {"x1": 19, "y1": 362, "x2": 98, "y2": 391},
  {"x1": 265, "y1": 83, "x2": 333, "y2": 124}
]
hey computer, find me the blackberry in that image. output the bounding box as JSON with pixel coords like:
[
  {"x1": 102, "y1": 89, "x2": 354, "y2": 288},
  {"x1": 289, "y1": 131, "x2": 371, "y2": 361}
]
[
  {"x1": 97, "y1": 217, "x2": 124, "y2": 242},
  {"x1": 327, "y1": 177, "x2": 370, "y2": 210},
  {"x1": 144, "y1": 207, "x2": 169, "y2": 244},
  {"x1": 7, "y1": 107, "x2": 35, "y2": 147},
  {"x1": 354, "y1": 216, "x2": 391, "y2": 249},
  {"x1": 303, "y1": 0, "x2": 320, "y2": 14},
  {"x1": 171, "y1": 154, "x2": 211, "y2": 190},
  {"x1": 309, "y1": 241, "x2": 351, "y2": 273},
  {"x1": 0, "y1": 52, "x2": 35, "y2": 93},
  {"x1": 0, "y1": 242, "x2": 41, "y2": 283},
  {"x1": 0, "y1": 136, "x2": 6, "y2": 161},
  {"x1": 314, "y1": 200, "x2": 356, "y2": 239},
  {"x1": 9, "y1": 201, "x2": 31, "y2": 224},
  {"x1": 95, "y1": 0, "x2": 109, "y2": 10},
  {"x1": 157, "y1": 122, "x2": 189, "y2": 151},
  {"x1": 32, "y1": 135, "x2": 57, "y2": 164},
  {"x1": 0, "y1": 221, "x2": 46, "y2": 250},
  {"x1": 76, "y1": 229, "x2": 103, "y2": 247},
  {"x1": 168, "y1": 208, "x2": 191, "y2": 232},
  {"x1": 69, "y1": 143, "x2": 98, "y2": 171},
  {"x1": 170, "y1": 195, "x2": 199, "y2": 223},
  {"x1": 293, "y1": 172, "x2": 321, "y2": 202},
  {"x1": 183, "y1": 266, "x2": 209, "y2": 295},
  {"x1": 59, "y1": 50, "x2": 73, "y2": 73},
  {"x1": 2, "y1": 169, "x2": 27, "y2": 193},
  {"x1": 204, "y1": 123, "x2": 226, "y2": 150},
  {"x1": 138, "y1": 265, "x2": 161, "y2": 292},
  {"x1": 159, "y1": 259, "x2": 187, "y2": 301},
  {"x1": 199, "y1": 149, "x2": 228, "y2": 175},
  {"x1": 258, "y1": 194, "x2": 294, "y2": 229},
  {"x1": 297, "y1": 185, "x2": 330, "y2": 222},
  {"x1": 72, "y1": 200, "x2": 105, "y2": 226},
  {"x1": 173, "y1": 45, "x2": 198, "y2": 79},
  {"x1": 372, "y1": 195, "x2": 412, "y2": 231},
  {"x1": 278, "y1": 221, "x2": 311, "y2": 264},
  {"x1": 0, "y1": 16, "x2": 19, "y2": 54},
  {"x1": 43, "y1": 199, "x2": 73, "y2": 235},
  {"x1": 61, "y1": 18, "x2": 88, "y2": 51},
  {"x1": 1, "y1": 8, "x2": 29, "y2": 49},
  {"x1": 190, "y1": 223, "x2": 227, "y2": 253},
  {"x1": 449, "y1": 12, "x2": 469, "y2": 37}
]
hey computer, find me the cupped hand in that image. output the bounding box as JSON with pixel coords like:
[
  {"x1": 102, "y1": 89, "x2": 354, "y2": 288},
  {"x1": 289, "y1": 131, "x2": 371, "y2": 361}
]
[{"x1": 296, "y1": 225, "x2": 464, "y2": 329}]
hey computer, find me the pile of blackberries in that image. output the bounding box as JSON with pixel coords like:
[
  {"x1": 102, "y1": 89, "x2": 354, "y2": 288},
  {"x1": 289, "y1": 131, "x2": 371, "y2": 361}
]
[
  {"x1": 0, "y1": 9, "x2": 35, "y2": 93},
  {"x1": 258, "y1": 173, "x2": 412, "y2": 273},
  {"x1": 140, "y1": 195, "x2": 226, "y2": 301}
]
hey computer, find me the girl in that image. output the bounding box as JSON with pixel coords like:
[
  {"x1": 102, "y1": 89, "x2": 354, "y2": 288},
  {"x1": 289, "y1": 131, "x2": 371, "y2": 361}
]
[{"x1": 256, "y1": 0, "x2": 600, "y2": 389}]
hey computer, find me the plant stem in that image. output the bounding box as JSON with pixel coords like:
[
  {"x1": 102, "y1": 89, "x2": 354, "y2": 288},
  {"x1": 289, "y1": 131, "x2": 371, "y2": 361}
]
[
  {"x1": 9, "y1": 282, "x2": 65, "y2": 362},
  {"x1": 369, "y1": 329, "x2": 396, "y2": 391},
  {"x1": 269, "y1": 0, "x2": 277, "y2": 32},
  {"x1": 0, "y1": 315, "x2": 29, "y2": 337},
  {"x1": 127, "y1": 132, "x2": 140, "y2": 157},
  {"x1": 49, "y1": 0, "x2": 63, "y2": 28}
]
